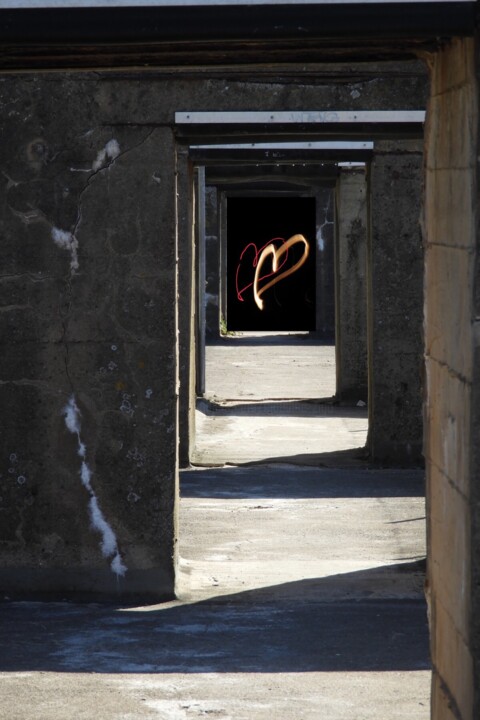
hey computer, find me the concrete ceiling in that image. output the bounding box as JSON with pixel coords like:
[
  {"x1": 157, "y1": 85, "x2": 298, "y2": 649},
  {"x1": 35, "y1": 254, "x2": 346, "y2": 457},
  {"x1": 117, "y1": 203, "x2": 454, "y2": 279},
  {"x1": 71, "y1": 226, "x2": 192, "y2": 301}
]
[{"x1": 0, "y1": 0, "x2": 475, "y2": 69}]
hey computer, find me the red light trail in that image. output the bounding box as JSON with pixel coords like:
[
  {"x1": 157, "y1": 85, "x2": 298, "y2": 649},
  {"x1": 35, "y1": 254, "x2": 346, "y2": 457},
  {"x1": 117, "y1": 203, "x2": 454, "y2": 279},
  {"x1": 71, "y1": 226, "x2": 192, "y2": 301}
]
[{"x1": 235, "y1": 234, "x2": 310, "y2": 311}]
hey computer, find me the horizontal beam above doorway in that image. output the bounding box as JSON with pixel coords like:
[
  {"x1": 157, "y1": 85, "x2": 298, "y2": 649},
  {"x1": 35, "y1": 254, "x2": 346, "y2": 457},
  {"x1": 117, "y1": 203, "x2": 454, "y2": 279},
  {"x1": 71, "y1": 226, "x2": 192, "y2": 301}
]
[
  {"x1": 176, "y1": 111, "x2": 425, "y2": 143},
  {"x1": 190, "y1": 145, "x2": 373, "y2": 165},
  {"x1": 177, "y1": 110, "x2": 425, "y2": 124}
]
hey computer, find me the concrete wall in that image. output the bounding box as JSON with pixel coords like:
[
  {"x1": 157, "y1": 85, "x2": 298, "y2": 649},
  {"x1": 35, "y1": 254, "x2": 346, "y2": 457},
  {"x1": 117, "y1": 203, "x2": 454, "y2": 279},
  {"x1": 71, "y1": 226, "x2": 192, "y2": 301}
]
[
  {"x1": 335, "y1": 168, "x2": 368, "y2": 401},
  {"x1": 0, "y1": 79, "x2": 179, "y2": 600},
  {"x1": 367, "y1": 140, "x2": 424, "y2": 464},
  {"x1": 423, "y1": 36, "x2": 478, "y2": 720},
  {"x1": 0, "y1": 66, "x2": 428, "y2": 600}
]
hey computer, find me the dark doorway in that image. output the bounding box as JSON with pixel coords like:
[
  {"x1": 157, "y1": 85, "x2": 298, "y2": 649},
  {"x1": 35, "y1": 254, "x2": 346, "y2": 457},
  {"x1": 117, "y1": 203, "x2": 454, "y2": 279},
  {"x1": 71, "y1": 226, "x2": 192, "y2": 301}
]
[{"x1": 226, "y1": 196, "x2": 316, "y2": 331}]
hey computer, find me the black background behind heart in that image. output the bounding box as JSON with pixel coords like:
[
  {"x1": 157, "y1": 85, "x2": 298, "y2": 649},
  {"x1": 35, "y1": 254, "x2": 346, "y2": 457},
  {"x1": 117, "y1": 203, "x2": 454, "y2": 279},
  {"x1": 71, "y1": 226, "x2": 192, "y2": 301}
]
[{"x1": 226, "y1": 196, "x2": 316, "y2": 331}]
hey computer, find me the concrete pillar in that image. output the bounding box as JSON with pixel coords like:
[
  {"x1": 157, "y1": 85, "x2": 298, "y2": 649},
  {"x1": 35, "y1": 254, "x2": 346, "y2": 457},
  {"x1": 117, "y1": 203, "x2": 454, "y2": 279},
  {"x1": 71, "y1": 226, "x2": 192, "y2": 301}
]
[
  {"x1": 205, "y1": 186, "x2": 220, "y2": 339},
  {"x1": 335, "y1": 168, "x2": 368, "y2": 402},
  {"x1": 315, "y1": 186, "x2": 335, "y2": 339},
  {"x1": 0, "y1": 111, "x2": 179, "y2": 600},
  {"x1": 424, "y1": 36, "x2": 478, "y2": 720},
  {"x1": 177, "y1": 147, "x2": 196, "y2": 468},
  {"x1": 195, "y1": 167, "x2": 206, "y2": 396},
  {"x1": 367, "y1": 140, "x2": 424, "y2": 464},
  {"x1": 219, "y1": 191, "x2": 228, "y2": 331}
]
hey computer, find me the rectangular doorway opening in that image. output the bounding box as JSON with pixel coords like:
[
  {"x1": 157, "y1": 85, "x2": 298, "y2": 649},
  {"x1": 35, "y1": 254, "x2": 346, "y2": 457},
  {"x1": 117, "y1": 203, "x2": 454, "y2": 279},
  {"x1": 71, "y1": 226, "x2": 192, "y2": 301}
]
[{"x1": 225, "y1": 195, "x2": 317, "y2": 333}]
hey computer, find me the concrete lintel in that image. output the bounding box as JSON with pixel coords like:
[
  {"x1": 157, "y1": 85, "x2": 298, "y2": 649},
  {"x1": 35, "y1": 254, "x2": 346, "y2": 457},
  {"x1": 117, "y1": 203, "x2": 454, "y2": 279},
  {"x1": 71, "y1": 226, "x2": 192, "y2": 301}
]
[
  {"x1": 204, "y1": 164, "x2": 340, "y2": 187},
  {"x1": 1, "y1": 0, "x2": 474, "y2": 7},
  {"x1": 176, "y1": 112, "x2": 425, "y2": 144},
  {"x1": 177, "y1": 110, "x2": 425, "y2": 125},
  {"x1": 189, "y1": 147, "x2": 373, "y2": 166}
]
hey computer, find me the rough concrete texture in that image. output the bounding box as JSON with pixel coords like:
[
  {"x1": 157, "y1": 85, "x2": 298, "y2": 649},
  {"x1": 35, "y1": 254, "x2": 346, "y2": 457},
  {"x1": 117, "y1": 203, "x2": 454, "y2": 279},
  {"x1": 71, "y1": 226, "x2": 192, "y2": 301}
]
[
  {"x1": 0, "y1": 80, "x2": 178, "y2": 599},
  {"x1": 423, "y1": 37, "x2": 478, "y2": 720},
  {"x1": 335, "y1": 168, "x2": 368, "y2": 401},
  {"x1": 368, "y1": 140, "x2": 424, "y2": 464}
]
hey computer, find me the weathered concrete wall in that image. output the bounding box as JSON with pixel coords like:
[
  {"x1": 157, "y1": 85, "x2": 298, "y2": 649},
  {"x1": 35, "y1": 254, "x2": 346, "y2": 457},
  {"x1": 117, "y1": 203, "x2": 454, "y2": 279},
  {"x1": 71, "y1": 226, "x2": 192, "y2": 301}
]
[
  {"x1": 335, "y1": 168, "x2": 368, "y2": 401},
  {"x1": 0, "y1": 66, "x2": 428, "y2": 599},
  {"x1": 424, "y1": 36, "x2": 478, "y2": 720},
  {"x1": 368, "y1": 140, "x2": 424, "y2": 464},
  {"x1": 0, "y1": 78, "x2": 178, "y2": 600}
]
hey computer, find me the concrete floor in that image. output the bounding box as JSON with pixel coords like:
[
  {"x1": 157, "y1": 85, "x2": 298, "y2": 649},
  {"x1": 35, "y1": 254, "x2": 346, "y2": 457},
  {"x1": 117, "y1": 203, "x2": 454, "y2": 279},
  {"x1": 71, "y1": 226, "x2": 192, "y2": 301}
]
[
  {"x1": 0, "y1": 334, "x2": 430, "y2": 719},
  {"x1": 196, "y1": 334, "x2": 368, "y2": 467}
]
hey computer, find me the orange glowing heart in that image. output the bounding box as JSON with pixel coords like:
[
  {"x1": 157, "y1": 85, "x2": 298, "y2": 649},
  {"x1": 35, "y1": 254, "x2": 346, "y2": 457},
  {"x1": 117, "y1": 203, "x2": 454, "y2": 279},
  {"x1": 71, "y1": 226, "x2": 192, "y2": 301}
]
[
  {"x1": 253, "y1": 234, "x2": 310, "y2": 310},
  {"x1": 235, "y1": 237, "x2": 290, "y2": 303}
]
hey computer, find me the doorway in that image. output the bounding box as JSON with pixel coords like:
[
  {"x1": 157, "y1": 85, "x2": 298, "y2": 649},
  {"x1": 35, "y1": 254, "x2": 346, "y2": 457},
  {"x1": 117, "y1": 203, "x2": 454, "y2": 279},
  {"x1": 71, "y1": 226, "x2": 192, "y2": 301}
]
[
  {"x1": 177, "y1": 122, "x2": 428, "y2": 718},
  {"x1": 225, "y1": 195, "x2": 317, "y2": 333}
]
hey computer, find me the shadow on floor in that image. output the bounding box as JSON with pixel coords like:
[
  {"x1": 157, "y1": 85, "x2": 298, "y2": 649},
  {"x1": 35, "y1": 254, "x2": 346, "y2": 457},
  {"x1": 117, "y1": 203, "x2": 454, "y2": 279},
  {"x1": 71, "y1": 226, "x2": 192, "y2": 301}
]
[
  {"x1": 198, "y1": 398, "x2": 366, "y2": 419},
  {"x1": 0, "y1": 565, "x2": 429, "y2": 675},
  {"x1": 207, "y1": 334, "x2": 334, "y2": 347},
  {"x1": 181, "y1": 465, "x2": 425, "y2": 499}
]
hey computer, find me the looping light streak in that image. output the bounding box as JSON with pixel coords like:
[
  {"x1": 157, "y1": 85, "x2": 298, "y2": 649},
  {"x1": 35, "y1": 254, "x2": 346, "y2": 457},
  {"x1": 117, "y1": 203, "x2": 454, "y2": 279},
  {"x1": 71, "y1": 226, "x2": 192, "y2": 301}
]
[
  {"x1": 253, "y1": 234, "x2": 310, "y2": 311},
  {"x1": 235, "y1": 237, "x2": 289, "y2": 303}
]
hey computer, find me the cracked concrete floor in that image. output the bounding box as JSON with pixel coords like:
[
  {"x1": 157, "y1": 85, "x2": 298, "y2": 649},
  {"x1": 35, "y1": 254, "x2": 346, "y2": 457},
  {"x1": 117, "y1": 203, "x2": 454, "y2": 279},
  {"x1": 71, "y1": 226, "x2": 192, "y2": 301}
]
[{"x1": 0, "y1": 334, "x2": 430, "y2": 719}]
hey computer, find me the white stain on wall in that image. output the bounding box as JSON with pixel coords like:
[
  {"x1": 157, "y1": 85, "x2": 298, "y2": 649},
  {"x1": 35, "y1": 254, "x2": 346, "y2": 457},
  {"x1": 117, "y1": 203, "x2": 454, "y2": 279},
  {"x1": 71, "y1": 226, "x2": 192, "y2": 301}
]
[
  {"x1": 316, "y1": 228, "x2": 325, "y2": 252},
  {"x1": 52, "y1": 227, "x2": 79, "y2": 272},
  {"x1": 92, "y1": 139, "x2": 121, "y2": 172},
  {"x1": 63, "y1": 395, "x2": 127, "y2": 577}
]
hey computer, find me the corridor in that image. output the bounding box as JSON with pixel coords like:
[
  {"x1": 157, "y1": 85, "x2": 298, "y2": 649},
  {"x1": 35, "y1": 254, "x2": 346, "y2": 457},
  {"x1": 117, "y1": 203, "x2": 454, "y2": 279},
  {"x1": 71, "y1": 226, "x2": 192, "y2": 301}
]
[{"x1": 177, "y1": 333, "x2": 430, "y2": 717}]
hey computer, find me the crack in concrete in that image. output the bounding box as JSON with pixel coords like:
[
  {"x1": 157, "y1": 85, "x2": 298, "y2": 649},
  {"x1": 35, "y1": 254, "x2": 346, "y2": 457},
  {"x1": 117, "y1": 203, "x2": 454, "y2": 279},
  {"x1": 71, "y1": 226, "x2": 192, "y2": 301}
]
[
  {"x1": 427, "y1": 456, "x2": 469, "y2": 504},
  {"x1": 0, "y1": 274, "x2": 56, "y2": 282},
  {"x1": 59, "y1": 128, "x2": 156, "y2": 391},
  {"x1": 0, "y1": 379, "x2": 62, "y2": 393},
  {"x1": 432, "y1": 664, "x2": 465, "y2": 720},
  {"x1": 317, "y1": 192, "x2": 334, "y2": 252},
  {"x1": 425, "y1": 353, "x2": 471, "y2": 387}
]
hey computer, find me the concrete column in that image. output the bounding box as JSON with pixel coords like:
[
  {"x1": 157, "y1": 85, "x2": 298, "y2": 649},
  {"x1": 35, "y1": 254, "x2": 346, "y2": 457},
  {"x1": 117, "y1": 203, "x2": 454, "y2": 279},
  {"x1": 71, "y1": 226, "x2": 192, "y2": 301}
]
[
  {"x1": 424, "y1": 36, "x2": 478, "y2": 720},
  {"x1": 315, "y1": 186, "x2": 335, "y2": 339},
  {"x1": 204, "y1": 186, "x2": 220, "y2": 339},
  {"x1": 219, "y1": 191, "x2": 228, "y2": 330},
  {"x1": 195, "y1": 167, "x2": 206, "y2": 396},
  {"x1": 177, "y1": 147, "x2": 196, "y2": 468},
  {"x1": 0, "y1": 77, "x2": 179, "y2": 600},
  {"x1": 335, "y1": 168, "x2": 368, "y2": 402},
  {"x1": 367, "y1": 140, "x2": 424, "y2": 464}
]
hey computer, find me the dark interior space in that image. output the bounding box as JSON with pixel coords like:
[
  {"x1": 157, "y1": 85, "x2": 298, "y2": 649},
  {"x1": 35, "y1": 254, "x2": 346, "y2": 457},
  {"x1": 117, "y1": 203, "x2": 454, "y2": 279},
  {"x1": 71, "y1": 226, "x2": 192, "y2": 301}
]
[{"x1": 226, "y1": 195, "x2": 316, "y2": 331}]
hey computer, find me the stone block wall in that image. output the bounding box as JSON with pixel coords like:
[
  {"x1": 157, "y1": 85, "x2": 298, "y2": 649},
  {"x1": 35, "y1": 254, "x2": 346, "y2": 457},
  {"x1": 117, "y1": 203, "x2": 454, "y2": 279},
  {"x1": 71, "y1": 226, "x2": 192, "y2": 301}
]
[{"x1": 423, "y1": 36, "x2": 478, "y2": 720}]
